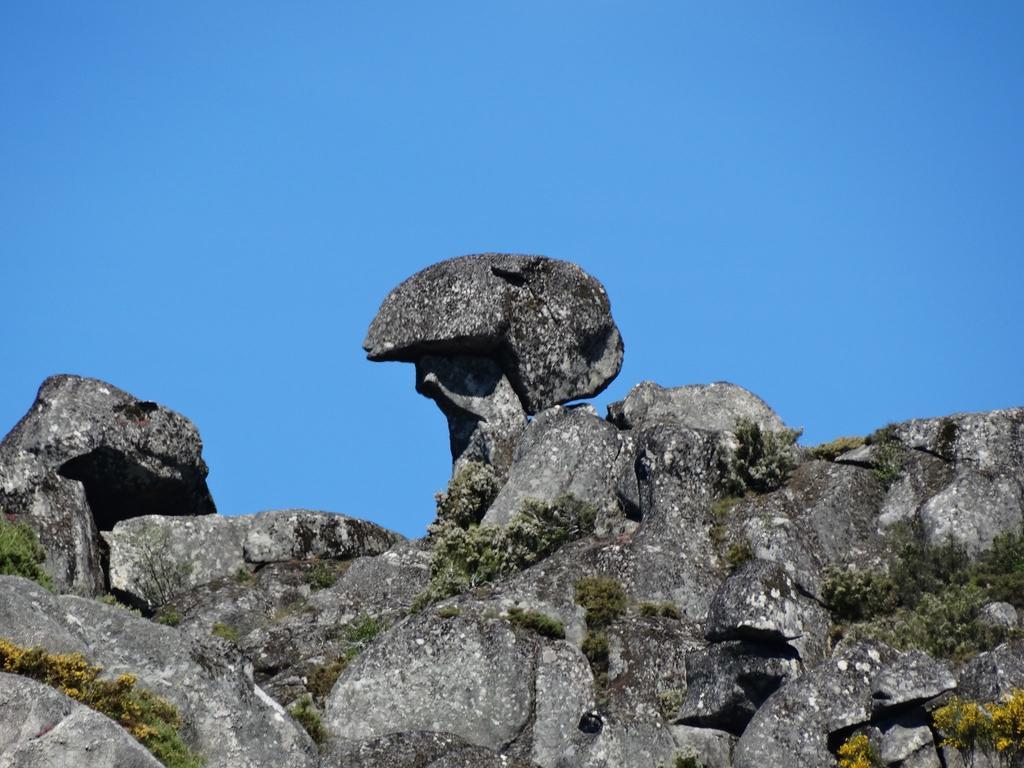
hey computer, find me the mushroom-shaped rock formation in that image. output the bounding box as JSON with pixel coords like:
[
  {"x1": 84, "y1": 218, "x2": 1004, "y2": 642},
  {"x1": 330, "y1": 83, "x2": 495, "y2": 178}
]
[
  {"x1": 0, "y1": 375, "x2": 216, "y2": 594},
  {"x1": 364, "y1": 254, "x2": 624, "y2": 473}
]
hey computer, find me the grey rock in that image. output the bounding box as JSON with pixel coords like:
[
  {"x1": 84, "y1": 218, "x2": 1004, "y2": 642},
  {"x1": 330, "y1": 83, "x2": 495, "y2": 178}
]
[
  {"x1": 364, "y1": 254, "x2": 624, "y2": 414},
  {"x1": 877, "y1": 450, "x2": 955, "y2": 529},
  {"x1": 320, "y1": 731, "x2": 540, "y2": 768},
  {"x1": 483, "y1": 406, "x2": 637, "y2": 531},
  {"x1": 175, "y1": 540, "x2": 429, "y2": 706},
  {"x1": 892, "y1": 408, "x2": 1024, "y2": 475},
  {"x1": 957, "y1": 640, "x2": 1024, "y2": 701},
  {"x1": 608, "y1": 380, "x2": 789, "y2": 434},
  {"x1": 0, "y1": 672, "x2": 163, "y2": 768},
  {"x1": 104, "y1": 509, "x2": 402, "y2": 610},
  {"x1": 919, "y1": 470, "x2": 1023, "y2": 555},
  {"x1": 879, "y1": 724, "x2": 940, "y2": 768},
  {"x1": 979, "y1": 601, "x2": 1019, "y2": 628},
  {"x1": 669, "y1": 725, "x2": 736, "y2": 768},
  {"x1": 869, "y1": 650, "x2": 956, "y2": 715},
  {"x1": 530, "y1": 641, "x2": 596, "y2": 767},
  {"x1": 0, "y1": 575, "x2": 317, "y2": 768},
  {"x1": 677, "y1": 640, "x2": 802, "y2": 735},
  {"x1": 704, "y1": 559, "x2": 830, "y2": 664},
  {"x1": 324, "y1": 613, "x2": 539, "y2": 749},
  {"x1": 734, "y1": 643, "x2": 954, "y2": 768},
  {"x1": 415, "y1": 354, "x2": 527, "y2": 476},
  {"x1": 0, "y1": 375, "x2": 216, "y2": 594},
  {"x1": 242, "y1": 509, "x2": 402, "y2": 563}
]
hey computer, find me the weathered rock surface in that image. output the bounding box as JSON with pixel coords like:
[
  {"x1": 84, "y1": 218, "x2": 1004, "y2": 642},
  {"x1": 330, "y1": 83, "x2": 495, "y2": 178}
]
[
  {"x1": 324, "y1": 613, "x2": 563, "y2": 752},
  {"x1": 321, "y1": 731, "x2": 541, "y2": 768},
  {"x1": 483, "y1": 406, "x2": 638, "y2": 530},
  {"x1": 0, "y1": 575, "x2": 317, "y2": 768},
  {"x1": 0, "y1": 672, "x2": 163, "y2": 768},
  {"x1": 608, "y1": 381, "x2": 789, "y2": 434},
  {"x1": 0, "y1": 375, "x2": 216, "y2": 594},
  {"x1": 734, "y1": 643, "x2": 954, "y2": 768},
  {"x1": 364, "y1": 254, "x2": 624, "y2": 414},
  {"x1": 957, "y1": 640, "x2": 1024, "y2": 701},
  {"x1": 704, "y1": 558, "x2": 830, "y2": 664},
  {"x1": 176, "y1": 540, "x2": 430, "y2": 707},
  {"x1": 415, "y1": 354, "x2": 527, "y2": 475},
  {"x1": 677, "y1": 640, "x2": 802, "y2": 735},
  {"x1": 104, "y1": 509, "x2": 402, "y2": 610}
]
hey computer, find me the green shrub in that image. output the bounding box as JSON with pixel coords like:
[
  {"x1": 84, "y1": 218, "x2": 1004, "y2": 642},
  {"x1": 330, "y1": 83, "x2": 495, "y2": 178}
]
[
  {"x1": 415, "y1": 495, "x2": 597, "y2": 608},
  {"x1": 822, "y1": 567, "x2": 899, "y2": 623},
  {"x1": 657, "y1": 688, "x2": 685, "y2": 719},
  {"x1": 0, "y1": 519, "x2": 52, "y2": 589},
  {"x1": 825, "y1": 525, "x2": 1024, "y2": 660},
  {"x1": 211, "y1": 622, "x2": 239, "y2": 643},
  {"x1": 287, "y1": 695, "x2": 328, "y2": 744},
  {"x1": 574, "y1": 577, "x2": 627, "y2": 629},
  {"x1": 721, "y1": 418, "x2": 801, "y2": 495},
  {"x1": 725, "y1": 540, "x2": 754, "y2": 572},
  {"x1": 436, "y1": 605, "x2": 461, "y2": 618},
  {"x1": 343, "y1": 614, "x2": 382, "y2": 648},
  {"x1": 0, "y1": 638, "x2": 203, "y2": 767},
  {"x1": 581, "y1": 630, "x2": 609, "y2": 672},
  {"x1": 305, "y1": 560, "x2": 340, "y2": 590},
  {"x1": 308, "y1": 656, "x2": 350, "y2": 705},
  {"x1": 434, "y1": 462, "x2": 502, "y2": 528},
  {"x1": 872, "y1": 441, "x2": 907, "y2": 489},
  {"x1": 936, "y1": 419, "x2": 959, "y2": 461},
  {"x1": 507, "y1": 607, "x2": 565, "y2": 639},
  {"x1": 155, "y1": 607, "x2": 182, "y2": 627},
  {"x1": 234, "y1": 567, "x2": 255, "y2": 585},
  {"x1": 639, "y1": 602, "x2": 681, "y2": 620},
  {"x1": 807, "y1": 436, "x2": 866, "y2": 462}
]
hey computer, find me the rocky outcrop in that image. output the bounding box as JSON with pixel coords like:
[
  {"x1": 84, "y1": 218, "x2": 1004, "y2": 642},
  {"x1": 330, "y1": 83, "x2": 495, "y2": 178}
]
[
  {"x1": 104, "y1": 509, "x2": 403, "y2": 610},
  {"x1": 0, "y1": 375, "x2": 216, "y2": 594},
  {"x1": 608, "y1": 381, "x2": 789, "y2": 434},
  {"x1": 364, "y1": 254, "x2": 623, "y2": 475},
  {"x1": 365, "y1": 254, "x2": 623, "y2": 414},
  {"x1": 0, "y1": 672, "x2": 163, "y2": 768},
  {"x1": 0, "y1": 576, "x2": 316, "y2": 768},
  {"x1": 321, "y1": 731, "x2": 541, "y2": 768},
  {"x1": 734, "y1": 643, "x2": 954, "y2": 768},
  {"x1": 482, "y1": 405, "x2": 638, "y2": 530},
  {"x1": 415, "y1": 354, "x2": 527, "y2": 475}
]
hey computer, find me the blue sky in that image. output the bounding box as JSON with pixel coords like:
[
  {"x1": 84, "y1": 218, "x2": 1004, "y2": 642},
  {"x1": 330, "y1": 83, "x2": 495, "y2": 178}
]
[{"x1": 2, "y1": 3, "x2": 1021, "y2": 538}]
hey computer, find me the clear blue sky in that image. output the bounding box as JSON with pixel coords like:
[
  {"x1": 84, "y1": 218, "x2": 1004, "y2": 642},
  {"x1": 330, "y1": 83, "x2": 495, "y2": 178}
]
[{"x1": 2, "y1": 3, "x2": 1021, "y2": 538}]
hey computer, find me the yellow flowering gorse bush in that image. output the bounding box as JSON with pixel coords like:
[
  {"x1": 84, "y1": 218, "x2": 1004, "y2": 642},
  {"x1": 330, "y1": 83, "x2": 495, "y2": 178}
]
[
  {"x1": 933, "y1": 690, "x2": 1024, "y2": 768},
  {"x1": 0, "y1": 638, "x2": 203, "y2": 768}
]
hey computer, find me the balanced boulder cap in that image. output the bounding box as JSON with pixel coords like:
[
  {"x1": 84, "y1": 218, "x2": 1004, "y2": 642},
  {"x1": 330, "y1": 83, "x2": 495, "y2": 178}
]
[{"x1": 363, "y1": 253, "x2": 624, "y2": 414}]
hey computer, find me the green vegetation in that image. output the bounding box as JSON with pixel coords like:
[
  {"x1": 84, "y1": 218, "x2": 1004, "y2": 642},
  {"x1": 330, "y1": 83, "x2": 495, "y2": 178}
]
[
  {"x1": 155, "y1": 606, "x2": 183, "y2": 627},
  {"x1": 807, "y1": 435, "x2": 866, "y2": 462},
  {"x1": 433, "y1": 461, "x2": 502, "y2": 528},
  {"x1": 0, "y1": 518, "x2": 53, "y2": 589},
  {"x1": 287, "y1": 695, "x2": 328, "y2": 744},
  {"x1": 308, "y1": 614, "x2": 383, "y2": 705},
  {"x1": 639, "y1": 601, "x2": 682, "y2": 620},
  {"x1": 660, "y1": 755, "x2": 703, "y2": 768},
  {"x1": 234, "y1": 567, "x2": 255, "y2": 586},
  {"x1": 725, "y1": 540, "x2": 754, "y2": 572},
  {"x1": 414, "y1": 495, "x2": 596, "y2": 609},
  {"x1": 720, "y1": 418, "x2": 801, "y2": 495},
  {"x1": 305, "y1": 560, "x2": 345, "y2": 590},
  {"x1": 436, "y1": 605, "x2": 461, "y2": 618},
  {"x1": 506, "y1": 607, "x2": 565, "y2": 639},
  {"x1": 936, "y1": 418, "x2": 959, "y2": 461},
  {"x1": 865, "y1": 424, "x2": 907, "y2": 488},
  {"x1": 574, "y1": 577, "x2": 627, "y2": 629},
  {"x1": 0, "y1": 638, "x2": 204, "y2": 767},
  {"x1": 824, "y1": 525, "x2": 1024, "y2": 660},
  {"x1": 836, "y1": 732, "x2": 882, "y2": 768},
  {"x1": 211, "y1": 622, "x2": 240, "y2": 643},
  {"x1": 657, "y1": 688, "x2": 685, "y2": 719},
  {"x1": 574, "y1": 577, "x2": 627, "y2": 685},
  {"x1": 933, "y1": 690, "x2": 1024, "y2": 767}
]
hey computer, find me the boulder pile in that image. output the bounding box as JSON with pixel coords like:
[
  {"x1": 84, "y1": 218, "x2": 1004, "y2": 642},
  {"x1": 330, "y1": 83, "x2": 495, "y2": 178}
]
[{"x1": 1, "y1": 254, "x2": 1022, "y2": 768}]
